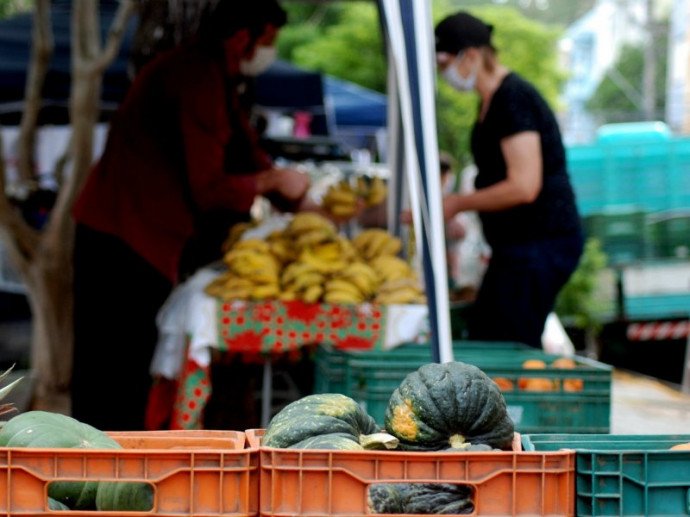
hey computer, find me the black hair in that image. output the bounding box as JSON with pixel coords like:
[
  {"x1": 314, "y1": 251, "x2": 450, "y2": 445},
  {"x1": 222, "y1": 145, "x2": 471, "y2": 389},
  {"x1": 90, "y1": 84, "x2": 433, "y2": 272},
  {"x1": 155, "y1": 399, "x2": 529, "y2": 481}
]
[
  {"x1": 199, "y1": 0, "x2": 287, "y2": 45},
  {"x1": 435, "y1": 11, "x2": 494, "y2": 54}
]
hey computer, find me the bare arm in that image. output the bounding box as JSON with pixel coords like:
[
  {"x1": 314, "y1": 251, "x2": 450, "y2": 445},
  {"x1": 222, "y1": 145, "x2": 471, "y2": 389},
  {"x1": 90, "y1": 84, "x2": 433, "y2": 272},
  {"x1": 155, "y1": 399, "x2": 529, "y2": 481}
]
[{"x1": 443, "y1": 131, "x2": 543, "y2": 219}]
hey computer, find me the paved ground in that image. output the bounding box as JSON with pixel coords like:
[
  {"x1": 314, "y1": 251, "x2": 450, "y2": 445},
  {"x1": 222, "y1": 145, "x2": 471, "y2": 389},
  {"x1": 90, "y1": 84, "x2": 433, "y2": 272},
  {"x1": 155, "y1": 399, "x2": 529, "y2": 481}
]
[{"x1": 611, "y1": 369, "x2": 690, "y2": 434}]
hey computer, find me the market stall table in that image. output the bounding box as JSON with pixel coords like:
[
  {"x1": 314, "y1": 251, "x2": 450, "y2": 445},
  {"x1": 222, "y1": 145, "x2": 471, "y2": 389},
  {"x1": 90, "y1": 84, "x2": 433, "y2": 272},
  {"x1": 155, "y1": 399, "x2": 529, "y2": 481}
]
[{"x1": 147, "y1": 267, "x2": 429, "y2": 430}]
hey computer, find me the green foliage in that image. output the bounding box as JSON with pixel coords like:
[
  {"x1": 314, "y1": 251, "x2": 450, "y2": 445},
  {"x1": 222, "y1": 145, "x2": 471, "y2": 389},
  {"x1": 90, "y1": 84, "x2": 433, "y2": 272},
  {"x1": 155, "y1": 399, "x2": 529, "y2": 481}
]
[
  {"x1": 0, "y1": 0, "x2": 31, "y2": 19},
  {"x1": 279, "y1": 3, "x2": 386, "y2": 93},
  {"x1": 586, "y1": 36, "x2": 669, "y2": 123},
  {"x1": 277, "y1": 2, "x2": 566, "y2": 170},
  {"x1": 555, "y1": 238, "x2": 610, "y2": 332}
]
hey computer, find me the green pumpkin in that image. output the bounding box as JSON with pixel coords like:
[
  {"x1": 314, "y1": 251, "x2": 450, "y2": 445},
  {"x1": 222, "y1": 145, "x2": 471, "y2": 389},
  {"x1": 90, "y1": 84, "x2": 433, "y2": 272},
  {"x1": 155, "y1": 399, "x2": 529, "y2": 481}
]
[
  {"x1": 384, "y1": 362, "x2": 514, "y2": 451},
  {"x1": 368, "y1": 483, "x2": 474, "y2": 514},
  {"x1": 262, "y1": 393, "x2": 379, "y2": 450},
  {"x1": 47, "y1": 498, "x2": 71, "y2": 511},
  {"x1": 0, "y1": 411, "x2": 121, "y2": 509},
  {"x1": 0, "y1": 411, "x2": 153, "y2": 511},
  {"x1": 95, "y1": 481, "x2": 154, "y2": 511}
]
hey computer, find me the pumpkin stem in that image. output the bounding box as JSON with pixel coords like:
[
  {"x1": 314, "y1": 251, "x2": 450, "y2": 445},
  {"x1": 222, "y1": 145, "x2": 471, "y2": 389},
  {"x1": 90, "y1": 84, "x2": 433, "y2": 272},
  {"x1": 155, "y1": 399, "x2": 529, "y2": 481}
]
[
  {"x1": 449, "y1": 434, "x2": 467, "y2": 449},
  {"x1": 359, "y1": 432, "x2": 400, "y2": 450}
]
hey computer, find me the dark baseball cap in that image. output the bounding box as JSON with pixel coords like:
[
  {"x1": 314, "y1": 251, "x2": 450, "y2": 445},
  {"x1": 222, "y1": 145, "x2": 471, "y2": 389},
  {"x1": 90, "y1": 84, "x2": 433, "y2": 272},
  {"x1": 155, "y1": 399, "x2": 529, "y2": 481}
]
[{"x1": 435, "y1": 12, "x2": 494, "y2": 54}]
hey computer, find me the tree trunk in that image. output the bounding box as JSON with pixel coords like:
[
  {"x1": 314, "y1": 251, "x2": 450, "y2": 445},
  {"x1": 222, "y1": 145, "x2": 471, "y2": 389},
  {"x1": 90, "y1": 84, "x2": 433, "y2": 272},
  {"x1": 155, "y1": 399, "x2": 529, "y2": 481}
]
[
  {"x1": 25, "y1": 244, "x2": 73, "y2": 413},
  {"x1": 0, "y1": 0, "x2": 136, "y2": 413}
]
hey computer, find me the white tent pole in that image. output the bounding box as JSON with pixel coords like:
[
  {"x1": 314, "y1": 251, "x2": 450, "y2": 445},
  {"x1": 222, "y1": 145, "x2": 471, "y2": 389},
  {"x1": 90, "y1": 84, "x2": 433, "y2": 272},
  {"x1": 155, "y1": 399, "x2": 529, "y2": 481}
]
[
  {"x1": 379, "y1": 0, "x2": 453, "y2": 363},
  {"x1": 412, "y1": 0, "x2": 453, "y2": 363}
]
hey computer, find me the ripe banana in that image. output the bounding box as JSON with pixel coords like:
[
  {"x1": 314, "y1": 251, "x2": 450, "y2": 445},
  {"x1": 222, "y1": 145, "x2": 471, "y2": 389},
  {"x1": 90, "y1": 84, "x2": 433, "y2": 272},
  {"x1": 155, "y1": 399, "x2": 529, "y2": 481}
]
[
  {"x1": 287, "y1": 212, "x2": 336, "y2": 236},
  {"x1": 323, "y1": 289, "x2": 363, "y2": 304},
  {"x1": 325, "y1": 278, "x2": 364, "y2": 299},
  {"x1": 250, "y1": 283, "x2": 280, "y2": 300},
  {"x1": 302, "y1": 284, "x2": 324, "y2": 304},
  {"x1": 281, "y1": 262, "x2": 318, "y2": 286},
  {"x1": 365, "y1": 176, "x2": 387, "y2": 206}
]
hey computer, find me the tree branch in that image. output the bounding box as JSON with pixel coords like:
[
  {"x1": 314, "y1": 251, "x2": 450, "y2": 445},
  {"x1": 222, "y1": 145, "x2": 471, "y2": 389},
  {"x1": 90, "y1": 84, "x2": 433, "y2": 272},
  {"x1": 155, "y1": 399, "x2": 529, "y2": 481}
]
[
  {"x1": 95, "y1": 0, "x2": 138, "y2": 73},
  {"x1": 0, "y1": 130, "x2": 40, "y2": 271},
  {"x1": 17, "y1": 0, "x2": 54, "y2": 187}
]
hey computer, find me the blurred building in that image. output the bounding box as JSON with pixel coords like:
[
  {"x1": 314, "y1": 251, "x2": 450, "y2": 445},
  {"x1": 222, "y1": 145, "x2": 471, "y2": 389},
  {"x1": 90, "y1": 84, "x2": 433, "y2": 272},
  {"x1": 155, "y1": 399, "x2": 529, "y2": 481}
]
[
  {"x1": 558, "y1": 0, "x2": 648, "y2": 144},
  {"x1": 666, "y1": 0, "x2": 690, "y2": 134}
]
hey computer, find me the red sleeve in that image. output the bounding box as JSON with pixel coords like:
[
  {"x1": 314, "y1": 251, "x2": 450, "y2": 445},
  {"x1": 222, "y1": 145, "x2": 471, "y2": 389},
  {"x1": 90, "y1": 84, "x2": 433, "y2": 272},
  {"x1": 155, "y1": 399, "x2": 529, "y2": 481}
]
[{"x1": 176, "y1": 60, "x2": 259, "y2": 213}]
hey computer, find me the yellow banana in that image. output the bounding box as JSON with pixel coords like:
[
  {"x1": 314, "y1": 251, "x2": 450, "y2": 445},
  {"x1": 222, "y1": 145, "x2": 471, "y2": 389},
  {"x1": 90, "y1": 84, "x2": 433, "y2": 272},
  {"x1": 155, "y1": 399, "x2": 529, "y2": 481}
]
[
  {"x1": 287, "y1": 271, "x2": 326, "y2": 292},
  {"x1": 233, "y1": 238, "x2": 270, "y2": 254},
  {"x1": 325, "y1": 278, "x2": 364, "y2": 298},
  {"x1": 302, "y1": 284, "x2": 324, "y2": 304},
  {"x1": 312, "y1": 241, "x2": 344, "y2": 262},
  {"x1": 323, "y1": 188, "x2": 358, "y2": 206},
  {"x1": 377, "y1": 236, "x2": 402, "y2": 256},
  {"x1": 279, "y1": 290, "x2": 298, "y2": 302},
  {"x1": 326, "y1": 202, "x2": 357, "y2": 218},
  {"x1": 288, "y1": 212, "x2": 336, "y2": 235},
  {"x1": 378, "y1": 277, "x2": 422, "y2": 294},
  {"x1": 217, "y1": 287, "x2": 252, "y2": 301},
  {"x1": 295, "y1": 228, "x2": 336, "y2": 249},
  {"x1": 250, "y1": 283, "x2": 280, "y2": 300},
  {"x1": 281, "y1": 262, "x2": 318, "y2": 285},
  {"x1": 323, "y1": 290, "x2": 363, "y2": 304},
  {"x1": 375, "y1": 287, "x2": 425, "y2": 304},
  {"x1": 299, "y1": 249, "x2": 347, "y2": 274},
  {"x1": 366, "y1": 176, "x2": 387, "y2": 206}
]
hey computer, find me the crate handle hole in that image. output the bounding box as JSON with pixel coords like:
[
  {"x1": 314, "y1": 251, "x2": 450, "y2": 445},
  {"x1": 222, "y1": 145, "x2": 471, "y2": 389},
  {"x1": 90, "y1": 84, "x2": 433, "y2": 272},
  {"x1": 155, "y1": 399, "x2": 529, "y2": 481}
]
[{"x1": 367, "y1": 482, "x2": 475, "y2": 515}]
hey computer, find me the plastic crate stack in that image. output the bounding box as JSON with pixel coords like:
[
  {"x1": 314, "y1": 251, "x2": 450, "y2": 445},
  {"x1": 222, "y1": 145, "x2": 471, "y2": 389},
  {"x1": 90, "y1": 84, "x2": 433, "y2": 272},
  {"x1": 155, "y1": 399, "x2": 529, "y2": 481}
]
[
  {"x1": 314, "y1": 341, "x2": 612, "y2": 434},
  {"x1": 523, "y1": 433, "x2": 690, "y2": 516},
  {"x1": 0, "y1": 430, "x2": 258, "y2": 515}
]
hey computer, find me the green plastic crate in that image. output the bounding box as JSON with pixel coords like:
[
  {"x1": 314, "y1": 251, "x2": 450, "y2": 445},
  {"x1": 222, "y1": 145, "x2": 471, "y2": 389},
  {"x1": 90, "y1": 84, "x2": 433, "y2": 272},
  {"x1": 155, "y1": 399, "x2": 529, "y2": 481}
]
[
  {"x1": 313, "y1": 341, "x2": 529, "y2": 395},
  {"x1": 522, "y1": 433, "x2": 690, "y2": 516},
  {"x1": 315, "y1": 343, "x2": 611, "y2": 433}
]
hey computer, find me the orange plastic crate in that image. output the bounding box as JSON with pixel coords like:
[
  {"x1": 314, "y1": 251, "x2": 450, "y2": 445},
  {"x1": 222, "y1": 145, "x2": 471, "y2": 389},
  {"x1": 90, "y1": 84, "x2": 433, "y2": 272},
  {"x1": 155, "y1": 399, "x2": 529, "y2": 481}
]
[
  {"x1": 0, "y1": 429, "x2": 258, "y2": 516},
  {"x1": 246, "y1": 429, "x2": 575, "y2": 516}
]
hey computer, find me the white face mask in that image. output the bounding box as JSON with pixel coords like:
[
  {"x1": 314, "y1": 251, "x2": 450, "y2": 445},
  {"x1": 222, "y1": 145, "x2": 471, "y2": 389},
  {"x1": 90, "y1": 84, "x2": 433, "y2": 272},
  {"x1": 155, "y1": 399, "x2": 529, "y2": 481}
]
[
  {"x1": 240, "y1": 46, "x2": 277, "y2": 76},
  {"x1": 442, "y1": 53, "x2": 478, "y2": 92}
]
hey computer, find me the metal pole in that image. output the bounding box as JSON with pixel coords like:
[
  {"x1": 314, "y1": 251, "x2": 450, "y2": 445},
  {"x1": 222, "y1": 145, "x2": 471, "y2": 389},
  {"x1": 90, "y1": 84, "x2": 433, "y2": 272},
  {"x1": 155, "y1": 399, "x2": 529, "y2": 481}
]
[{"x1": 261, "y1": 360, "x2": 272, "y2": 428}]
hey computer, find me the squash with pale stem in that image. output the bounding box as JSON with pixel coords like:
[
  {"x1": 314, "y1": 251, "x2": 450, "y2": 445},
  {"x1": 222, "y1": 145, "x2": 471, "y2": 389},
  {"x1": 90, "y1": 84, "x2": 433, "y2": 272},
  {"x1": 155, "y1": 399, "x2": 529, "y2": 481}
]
[
  {"x1": 384, "y1": 362, "x2": 515, "y2": 451},
  {"x1": 262, "y1": 393, "x2": 386, "y2": 450}
]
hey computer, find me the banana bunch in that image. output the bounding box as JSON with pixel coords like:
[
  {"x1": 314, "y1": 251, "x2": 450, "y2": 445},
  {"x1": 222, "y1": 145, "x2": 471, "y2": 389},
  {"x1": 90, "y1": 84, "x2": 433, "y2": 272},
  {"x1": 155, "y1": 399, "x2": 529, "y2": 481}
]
[
  {"x1": 371, "y1": 255, "x2": 416, "y2": 283},
  {"x1": 279, "y1": 262, "x2": 326, "y2": 303},
  {"x1": 284, "y1": 212, "x2": 338, "y2": 251},
  {"x1": 204, "y1": 274, "x2": 255, "y2": 300},
  {"x1": 266, "y1": 230, "x2": 297, "y2": 265},
  {"x1": 215, "y1": 239, "x2": 281, "y2": 300},
  {"x1": 329, "y1": 261, "x2": 380, "y2": 300},
  {"x1": 207, "y1": 212, "x2": 426, "y2": 306},
  {"x1": 375, "y1": 278, "x2": 427, "y2": 304},
  {"x1": 322, "y1": 278, "x2": 366, "y2": 304},
  {"x1": 298, "y1": 237, "x2": 357, "y2": 275},
  {"x1": 352, "y1": 228, "x2": 402, "y2": 261},
  {"x1": 321, "y1": 179, "x2": 360, "y2": 218},
  {"x1": 221, "y1": 221, "x2": 253, "y2": 253},
  {"x1": 356, "y1": 175, "x2": 388, "y2": 207}
]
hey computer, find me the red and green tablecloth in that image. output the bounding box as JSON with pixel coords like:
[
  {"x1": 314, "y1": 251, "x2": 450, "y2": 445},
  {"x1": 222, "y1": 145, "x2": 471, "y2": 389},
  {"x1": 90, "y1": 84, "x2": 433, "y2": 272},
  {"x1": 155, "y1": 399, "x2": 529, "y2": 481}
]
[{"x1": 148, "y1": 299, "x2": 399, "y2": 430}]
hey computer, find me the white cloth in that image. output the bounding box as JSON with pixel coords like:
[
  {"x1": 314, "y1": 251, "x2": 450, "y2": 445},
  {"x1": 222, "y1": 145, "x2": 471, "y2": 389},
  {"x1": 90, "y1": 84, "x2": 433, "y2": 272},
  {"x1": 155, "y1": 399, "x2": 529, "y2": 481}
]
[
  {"x1": 151, "y1": 268, "x2": 220, "y2": 379},
  {"x1": 541, "y1": 312, "x2": 575, "y2": 355}
]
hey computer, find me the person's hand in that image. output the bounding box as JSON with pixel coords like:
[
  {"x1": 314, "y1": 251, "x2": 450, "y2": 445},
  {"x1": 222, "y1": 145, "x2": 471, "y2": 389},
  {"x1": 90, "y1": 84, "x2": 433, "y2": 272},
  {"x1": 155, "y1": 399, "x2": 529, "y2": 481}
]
[
  {"x1": 261, "y1": 167, "x2": 310, "y2": 201},
  {"x1": 443, "y1": 194, "x2": 463, "y2": 221},
  {"x1": 445, "y1": 216, "x2": 466, "y2": 240}
]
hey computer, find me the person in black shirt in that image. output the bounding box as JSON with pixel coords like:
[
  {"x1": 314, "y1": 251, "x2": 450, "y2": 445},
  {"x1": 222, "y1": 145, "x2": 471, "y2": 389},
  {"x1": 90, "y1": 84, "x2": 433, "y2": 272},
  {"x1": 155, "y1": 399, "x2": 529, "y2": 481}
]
[{"x1": 433, "y1": 11, "x2": 584, "y2": 347}]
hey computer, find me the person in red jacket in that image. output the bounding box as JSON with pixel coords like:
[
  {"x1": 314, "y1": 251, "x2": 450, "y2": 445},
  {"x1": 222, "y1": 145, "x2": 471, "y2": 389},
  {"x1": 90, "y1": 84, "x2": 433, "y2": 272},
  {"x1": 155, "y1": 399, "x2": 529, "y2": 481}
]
[{"x1": 71, "y1": 1, "x2": 306, "y2": 430}]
